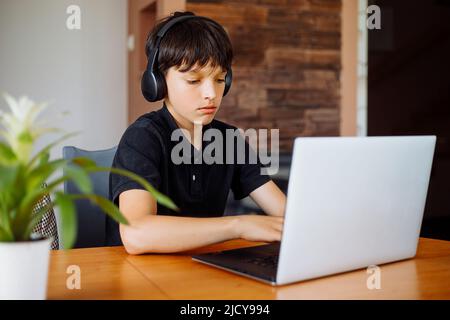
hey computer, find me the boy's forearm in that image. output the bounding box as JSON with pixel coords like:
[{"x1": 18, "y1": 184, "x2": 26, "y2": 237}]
[{"x1": 120, "y1": 214, "x2": 239, "y2": 254}]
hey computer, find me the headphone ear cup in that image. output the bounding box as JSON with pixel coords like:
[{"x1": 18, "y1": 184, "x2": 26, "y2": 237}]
[
  {"x1": 154, "y1": 71, "x2": 167, "y2": 101},
  {"x1": 223, "y1": 68, "x2": 232, "y2": 97},
  {"x1": 141, "y1": 70, "x2": 157, "y2": 102},
  {"x1": 141, "y1": 69, "x2": 167, "y2": 102}
]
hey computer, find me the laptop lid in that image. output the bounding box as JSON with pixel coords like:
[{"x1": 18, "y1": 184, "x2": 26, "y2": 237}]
[{"x1": 276, "y1": 136, "x2": 436, "y2": 285}]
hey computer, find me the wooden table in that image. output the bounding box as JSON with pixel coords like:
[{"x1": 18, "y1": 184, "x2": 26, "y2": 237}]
[{"x1": 47, "y1": 237, "x2": 450, "y2": 299}]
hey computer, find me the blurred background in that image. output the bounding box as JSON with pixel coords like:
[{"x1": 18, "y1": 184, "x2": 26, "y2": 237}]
[{"x1": 0, "y1": 0, "x2": 449, "y2": 241}]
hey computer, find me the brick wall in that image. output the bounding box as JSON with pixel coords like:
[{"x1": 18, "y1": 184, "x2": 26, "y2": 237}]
[{"x1": 186, "y1": 0, "x2": 342, "y2": 151}]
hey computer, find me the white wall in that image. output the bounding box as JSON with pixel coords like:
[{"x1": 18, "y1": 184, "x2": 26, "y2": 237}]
[
  {"x1": 0, "y1": 0, "x2": 128, "y2": 156},
  {"x1": 0, "y1": 0, "x2": 128, "y2": 248}
]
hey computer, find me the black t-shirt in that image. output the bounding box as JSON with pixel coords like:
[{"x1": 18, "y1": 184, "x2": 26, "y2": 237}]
[{"x1": 106, "y1": 104, "x2": 270, "y2": 245}]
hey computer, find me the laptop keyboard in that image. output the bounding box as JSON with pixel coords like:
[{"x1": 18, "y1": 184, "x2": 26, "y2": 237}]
[
  {"x1": 192, "y1": 243, "x2": 281, "y2": 282},
  {"x1": 245, "y1": 254, "x2": 279, "y2": 268}
]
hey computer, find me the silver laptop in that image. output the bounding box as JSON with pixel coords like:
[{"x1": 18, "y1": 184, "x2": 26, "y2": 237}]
[{"x1": 192, "y1": 136, "x2": 436, "y2": 286}]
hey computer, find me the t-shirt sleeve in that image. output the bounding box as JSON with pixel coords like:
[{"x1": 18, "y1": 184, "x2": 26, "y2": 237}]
[
  {"x1": 109, "y1": 126, "x2": 162, "y2": 206},
  {"x1": 230, "y1": 132, "x2": 271, "y2": 200}
]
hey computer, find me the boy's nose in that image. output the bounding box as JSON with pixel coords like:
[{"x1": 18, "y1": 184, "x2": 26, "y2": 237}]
[{"x1": 202, "y1": 80, "x2": 217, "y2": 101}]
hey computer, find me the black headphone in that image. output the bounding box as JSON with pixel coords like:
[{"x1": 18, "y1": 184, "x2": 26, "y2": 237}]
[{"x1": 141, "y1": 14, "x2": 233, "y2": 102}]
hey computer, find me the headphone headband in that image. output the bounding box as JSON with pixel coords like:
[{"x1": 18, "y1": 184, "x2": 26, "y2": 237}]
[
  {"x1": 157, "y1": 15, "x2": 198, "y2": 40},
  {"x1": 148, "y1": 15, "x2": 199, "y2": 74}
]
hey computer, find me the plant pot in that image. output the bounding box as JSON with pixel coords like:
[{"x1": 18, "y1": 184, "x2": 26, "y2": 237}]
[{"x1": 0, "y1": 237, "x2": 52, "y2": 300}]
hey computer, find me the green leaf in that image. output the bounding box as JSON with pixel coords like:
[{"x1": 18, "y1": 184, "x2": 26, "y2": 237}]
[
  {"x1": 26, "y1": 159, "x2": 67, "y2": 193},
  {"x1": 64, "y1": 165, "x2": 92, "y2": 194},
  {"x1": 17, "y1": 130, "x2": 33, "y2": 144},
  {"x1": 15, "y1": 162, "x2": 91, "y2": 241},
  {"x1": 20, "y1": 176, "x2": 68, "y2": 215},
  {"x1": 0, "y1": 142, "x2": 17, "y2": 165},
  {"x1": 41, "y1": 176, "x2": 68, "y2": 192},
  {"x1": 0, "y1": 223, "x2": 14, "y2": 242},
  {"x1": 71, "y1": 157, "x2": 97, "y2": 168},
  {"x1": 14, "y1": 175, "x2": 61, "y2": 236},
  {"x1": 0, "y1": 165, "x2": 25, "y2": 216},
  {"x1": 38, "y1": 151, "x2": 50, "y2": 167},
  {"x1": 0, "y1": 191, "x2": 14, "y2": 241},
  {"x1": 27, "y1": 132, "x2": 79, "y2": 168},
  {"x1": 55, "y1": 192, "x2": 77, "y2": 249},
  {"x1": 94, "y1": 166, "x2": 179, "y2": 211},
  {"x1": 0, "y1": 164, "x2": 19, "y2": 190},
  {"x1": 72, "y1": 194, "x2": 128, "y2": 225},
  {"x1": 0, "y1": 193, "x2": 10, "y2": 229}
]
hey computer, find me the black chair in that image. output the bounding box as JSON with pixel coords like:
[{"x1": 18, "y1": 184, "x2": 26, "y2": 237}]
[{"x1": 63, "y1": 146, "x2": 117, "y2": 248}]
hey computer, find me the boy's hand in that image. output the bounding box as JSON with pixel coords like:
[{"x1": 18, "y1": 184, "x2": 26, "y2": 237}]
[{"x1": 233, "y1": 214, "x2": 284, "y2": 242}]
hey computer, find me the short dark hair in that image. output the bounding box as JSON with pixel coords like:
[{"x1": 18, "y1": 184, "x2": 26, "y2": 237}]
[{"x1": 145, "y1": 11, "x2": 233, "y2": 75}]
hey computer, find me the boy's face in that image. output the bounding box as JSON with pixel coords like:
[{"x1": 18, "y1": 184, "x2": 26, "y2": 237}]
[{"x1": 164, "y1": 62, "x2": 227, "y2": 128}]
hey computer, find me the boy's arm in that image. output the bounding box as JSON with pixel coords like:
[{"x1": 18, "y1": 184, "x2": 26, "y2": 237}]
[
  {"x1": 118, "y1": 189, "x2": 283, "y2": 255},
  {"x1": 249, "y1": 181, "x2": 287, "y2": 217}
]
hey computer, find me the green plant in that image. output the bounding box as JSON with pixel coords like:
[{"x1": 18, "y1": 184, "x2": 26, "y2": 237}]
[{"x1": 0, "y1": 93, "x2": 177, "y2": 248}]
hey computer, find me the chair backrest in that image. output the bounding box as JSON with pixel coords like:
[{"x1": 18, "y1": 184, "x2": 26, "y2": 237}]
[{"x1": 63, "y1": 146, "x2": 117, "y2": 248}]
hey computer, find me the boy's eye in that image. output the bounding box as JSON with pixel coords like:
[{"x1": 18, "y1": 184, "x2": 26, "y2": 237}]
[{"x1": 186, "y1": 78, "x2": 225, "y2": 85}]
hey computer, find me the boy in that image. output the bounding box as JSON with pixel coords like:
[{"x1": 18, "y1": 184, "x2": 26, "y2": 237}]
[{"x1": 108, "y1": 11, "x2": 286, "y2": 254}]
